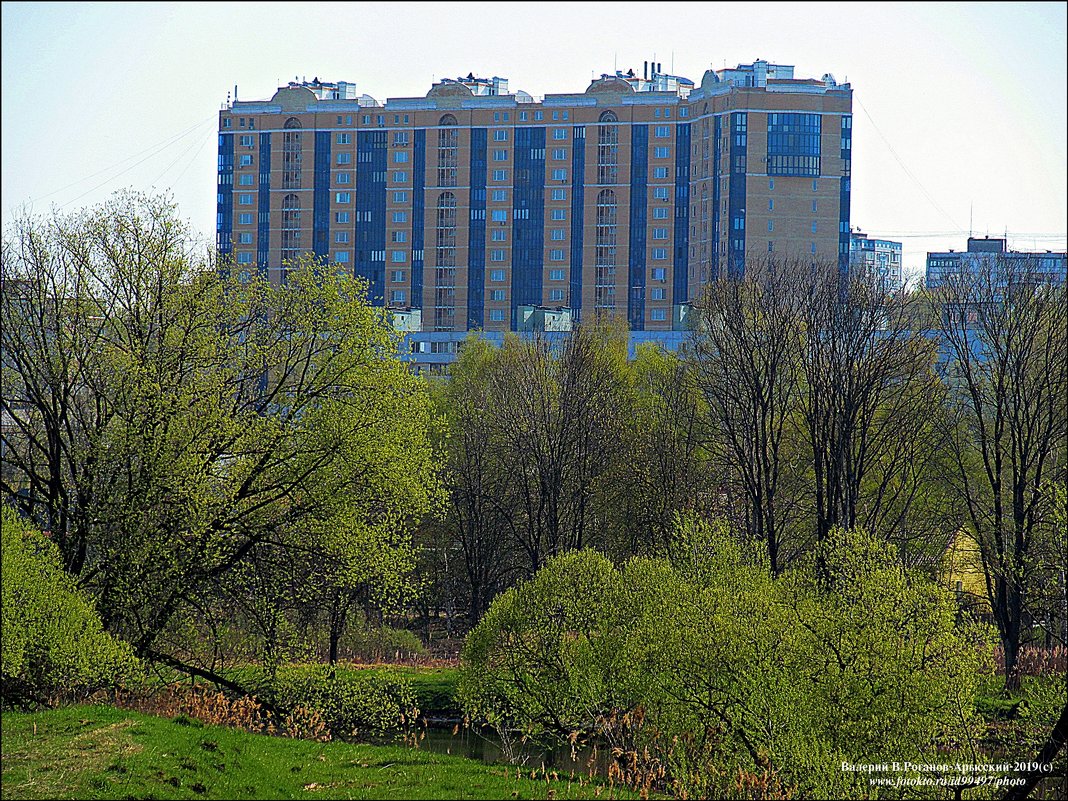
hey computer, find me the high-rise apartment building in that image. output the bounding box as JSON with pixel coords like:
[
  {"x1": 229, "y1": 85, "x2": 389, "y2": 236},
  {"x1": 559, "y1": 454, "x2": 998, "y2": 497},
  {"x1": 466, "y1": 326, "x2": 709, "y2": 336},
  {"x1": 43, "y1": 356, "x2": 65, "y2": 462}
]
[
  {"x1": 217, "y1": 59, "x2": 853, "y2": 333},
  {"x1": 849, "y1": 230, "x2": 903, "y2": 289}
]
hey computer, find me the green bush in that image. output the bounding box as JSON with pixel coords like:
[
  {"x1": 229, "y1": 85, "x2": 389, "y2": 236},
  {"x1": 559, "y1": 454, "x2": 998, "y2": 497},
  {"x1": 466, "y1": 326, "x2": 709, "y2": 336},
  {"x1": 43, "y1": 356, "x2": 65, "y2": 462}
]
[
  {"x1": 1, "y1": 506, "x2": 139, "y2": 707},
  {"x1": 253, "y1": 664, "x2": 418, "y2": 739},
  {"x1": 459, "y1": 523, "x2": 995, "y2": 799}
]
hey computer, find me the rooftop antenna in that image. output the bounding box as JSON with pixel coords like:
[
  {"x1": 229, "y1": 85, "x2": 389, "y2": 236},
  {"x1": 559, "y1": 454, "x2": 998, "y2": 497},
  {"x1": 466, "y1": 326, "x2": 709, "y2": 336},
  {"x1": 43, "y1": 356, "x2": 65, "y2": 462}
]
[
  {"x1": 671, "y1": 51, "x2": 674, "y2": 74},
  {"x1": 969, "y1": 202, "x2": 973, "y2": 238}
]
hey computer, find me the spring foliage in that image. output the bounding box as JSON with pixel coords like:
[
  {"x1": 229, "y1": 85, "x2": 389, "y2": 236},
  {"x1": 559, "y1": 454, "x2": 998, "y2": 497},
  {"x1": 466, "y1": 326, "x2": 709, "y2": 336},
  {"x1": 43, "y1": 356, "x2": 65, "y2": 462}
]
[
  {"x1": 1, "y1": 506, "x2": 139, "y2": 706},
  {"x1": 459, "y1": 520, "x2": 994, "y2": 799}
]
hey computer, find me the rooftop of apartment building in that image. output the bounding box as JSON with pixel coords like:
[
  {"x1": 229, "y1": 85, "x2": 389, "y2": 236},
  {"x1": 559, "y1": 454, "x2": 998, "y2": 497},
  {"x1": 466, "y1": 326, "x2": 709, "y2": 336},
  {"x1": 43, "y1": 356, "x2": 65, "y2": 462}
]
[
  {"x1": 929, "y1": 237, "x2": 1066, "y2": 258},
  {"x1": 225, "y1": 59, "x2": 851, "y2": 113}
]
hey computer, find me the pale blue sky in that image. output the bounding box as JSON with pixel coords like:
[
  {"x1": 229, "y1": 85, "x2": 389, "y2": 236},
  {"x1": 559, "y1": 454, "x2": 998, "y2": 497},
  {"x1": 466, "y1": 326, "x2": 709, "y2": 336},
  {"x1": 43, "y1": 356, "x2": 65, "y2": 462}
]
[{"x1": 2, "y1": 1, "x2": 1065, "y2": 282}]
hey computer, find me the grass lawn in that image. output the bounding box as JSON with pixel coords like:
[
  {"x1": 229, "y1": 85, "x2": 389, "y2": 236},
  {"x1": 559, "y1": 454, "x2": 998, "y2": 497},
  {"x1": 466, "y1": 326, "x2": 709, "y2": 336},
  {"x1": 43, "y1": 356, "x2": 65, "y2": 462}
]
[{"x1": 0, "y1": 704, "x2": 634, "y2": 800}]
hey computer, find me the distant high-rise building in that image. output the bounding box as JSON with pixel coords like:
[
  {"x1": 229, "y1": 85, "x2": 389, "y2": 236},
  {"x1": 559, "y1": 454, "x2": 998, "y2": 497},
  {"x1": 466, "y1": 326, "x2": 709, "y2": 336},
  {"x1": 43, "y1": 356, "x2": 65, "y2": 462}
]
[
  {"x1": 926, "y1": 237, "x2": 1066, "y2": 288},
  {"x1": 849, "y1": 230, "x2": 902, "y2": 289},
  {"x1": 217, "y1": 60, "x2": 853, "y2": 334}
]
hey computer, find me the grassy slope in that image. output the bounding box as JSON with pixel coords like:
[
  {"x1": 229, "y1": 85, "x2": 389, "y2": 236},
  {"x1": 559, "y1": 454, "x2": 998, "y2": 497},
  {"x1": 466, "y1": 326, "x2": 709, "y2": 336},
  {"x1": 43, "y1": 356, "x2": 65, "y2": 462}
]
[{"x1": 0, "y1": 705, "x2": 631, "y2": 801}]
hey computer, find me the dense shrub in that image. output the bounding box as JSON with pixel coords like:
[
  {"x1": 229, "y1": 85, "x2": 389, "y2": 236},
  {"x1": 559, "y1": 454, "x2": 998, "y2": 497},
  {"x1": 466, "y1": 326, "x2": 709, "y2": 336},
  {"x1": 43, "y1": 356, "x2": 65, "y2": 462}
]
[
  {"x1": 459, "y1": 521, "x2": 995, "y2": 799},
  {"x1": 252, "y1": 664, "x2": 418, "y2": 739},
  {"x1": 1, "y1": 506, "x2": 139, "y2": 706}
]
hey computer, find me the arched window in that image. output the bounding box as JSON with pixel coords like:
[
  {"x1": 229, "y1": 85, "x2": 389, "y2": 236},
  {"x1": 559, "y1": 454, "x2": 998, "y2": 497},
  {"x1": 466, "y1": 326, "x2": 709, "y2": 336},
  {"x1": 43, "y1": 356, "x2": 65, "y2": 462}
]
[
  {"x1": 437, "y1": 115, "x2": 458, "y2": 188},
  {"x1": 598, "y1": 110, "x2": 618, "y2": 123},
  {"x1": 434, "y1": 192, "x2": 457, "y2": 330},
  {"x1": 597, "y1": 113, "x2": 619, "y2": 184},
  {"x1": 595, "y1": 188, "x2": 617, "y2": 309},
  {"x1": 283, "y1": 117, "x2": 302, "y2": 189},
  {"x1": 280, "y1": 193, "x2": 302, "y2": 274}
]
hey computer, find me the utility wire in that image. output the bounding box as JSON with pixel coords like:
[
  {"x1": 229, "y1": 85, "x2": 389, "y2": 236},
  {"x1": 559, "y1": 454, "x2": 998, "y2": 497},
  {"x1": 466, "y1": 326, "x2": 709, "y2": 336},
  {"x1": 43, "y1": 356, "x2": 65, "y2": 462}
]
[
  {"x1": 29, "y1": 114, "x2": 217, "y2": 204},
  {"x1": 856, "y1": 97, "x2": 967, "y2": 236}
]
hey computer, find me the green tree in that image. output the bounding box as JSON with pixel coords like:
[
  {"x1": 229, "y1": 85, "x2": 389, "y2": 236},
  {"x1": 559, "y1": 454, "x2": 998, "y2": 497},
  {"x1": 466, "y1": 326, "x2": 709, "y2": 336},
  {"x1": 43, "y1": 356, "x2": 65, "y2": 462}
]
[
  {"x1": 1, "y1": 505, "x2": 139, "y2": 706},
  {"x1": 1, "y1": 192, "x2": 439, "y2": 686},
  {"x1": 460, "y1": 520, "x2": 994, "y2": 799}
]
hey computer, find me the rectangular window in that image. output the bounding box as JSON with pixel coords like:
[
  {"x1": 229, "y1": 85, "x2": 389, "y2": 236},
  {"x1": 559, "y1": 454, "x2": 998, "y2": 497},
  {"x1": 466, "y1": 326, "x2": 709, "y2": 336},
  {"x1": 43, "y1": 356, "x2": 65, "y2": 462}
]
[
  {"x1": 238, "y1": 232, "x2": 253, "y2": 244},
  {"x1": 651, "y1": 308, "x2": 667, "y2": 321},
  {"x1": 491, "y1": 229, "x2": 507, "y2": 241},
  {"x1": 390, "y1": 290, "x2": 407, "y2": 304},
  {"x1": 237, "y1": 252, "x2": 253, "y2": 264},
  {"x1": 336, "y1": 172, "x2": 351, "y2": 184},
  {"x1": 768, "y1": 220, "x2": 774, "y2": 232},
  {"x1": 390, "y1": 270, "x2": 406, "y2": 282},
  {"x1": 653, "y1": 166, "x2": 669, "y2": 179},
  {"x1": 653, "y1": 207, "x2": 669, "y2": 219},
  {"x1": 768, "y1": 198, "x2": 773, "y2": 210},
  {"x1": 336, "y1": 192, "x2": 351, "y2": 203},
  {"x1": 654, "y1": 125, "x2": 670, "y2": 138},
  {"x1": 335, "y1": 251, "x2": 350, "y2": 263},
  {"x1": 239, "y1": 154, "x2": 254, "y2": 166},
  {"x1": 549, "y1": 289, "x2": 565, "y2": 301},
  {"x1": 654, "y1": 186, "x2": 669, "y2": 200},
  {"x1": 650, "y1": 288, "x2": 666, "y2": 300},
  {"x1": 393, "y1": 151, "x2": 409, "y2": 163},
  {"x1": 492, "y1": 169, "x2": 507, "y2": 181},
  {"x1": 652, "y1": 228, "x2": 668, "y2": 240},
  {"x1": 550, "y1": 229, "x2": 566, "y2": 240},
  {"x1": 553, "y1": 128, "x2": 567, "y2": 140},
  {"x1": 391, "y1": 231, "x2": 408, "y2": 242},
  {"x1": 392, "y1": 211, "x2": 408, "y2": 223},
  {"x1": 491, "y1": 209, "x2": 508, "y2": 222},
  {"x1": 551, "y1": 208, "x2": 566, "y2": 221},
  {"x1": 534, "y1": 111, "x2": 543, "y2": 121},
  {"x1": 238, "y1": 193, "x2": 253, "y2": 205},
  {"x1": 238, "y1": 174, "x2": 254, "y2": 185},
  {"x1": 494, "y1": 129, "x2": 508, "y2": 141},
  {"x1": 238, "y1": 213, "x2": 253, "y2": 225},
  {"x1": 551, "y1": 169, "x2": 567, "y2": 181},
  {"x1": 392, "y1": 131, "x2": 409, "y2": 145},
  {"x1": 392, "y1": 171, "x2": 407, "y2": 182},
  {"x1": 549, "y1": 269, "x2": 565, "y2": 280},
  {"x1": 489, "y1": 309, "x2": 505, "y2": 321},
  {"x1": 550, "y1": 189, "x2": 567, "y2": 201},
  {"x1": 335, "y1": 211, "x2": 350, "y2": 223},
  {"x1": 492, "y1": 189, "x2": 508, "y2": 202},
  {"x1": 654, "y1": 146, "x2": 670, "y2": 158},
  {"x1": 335, "y1": 231, "x2": 350, "y2": 243},
  {"x1": 812, "y1": 200, "x2": 818, "y2": 213},
  {"x1": 811, "y1": 221, "x2": 818, "y2": 233},
  {"x1": 337, "y1": 153, "x2": 352, "y2": 164},
  {"x1": 392, "y1": 191, "x2": 408, "y2": 203},
  {"x1": 491, "y1": 289, "x2": 506, "y2": 301},
  {"x1": 652, "y1": 247, "x2": 667, "y2": 260},
  {"x1": 391, "y1": 250, "x2": 407, "y2": 263},
  {"x1": 491, "y1": 251, "x2": 506, "y2": 263},
  {"x1": 549, "y1": 249, "x2": 565, "y2": 261},
  {"x1": 652, "y1": 267, "x2": 667, "y2": 281},
  {"x1": 552, "y1": 148, "x2": 567, "y2": 160},
  {"x1": 493, "y1": 149, "x2": 508, "y2": 161},
  {"x1": 336, "y1": 133, "x2": 351, "y2": 145},
  {"x1": 490, "y1": 268, "x2": 506, "y2": 280},
  {"x1": 240, "y1": 134, "x2": 254, "y2": 147}
]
